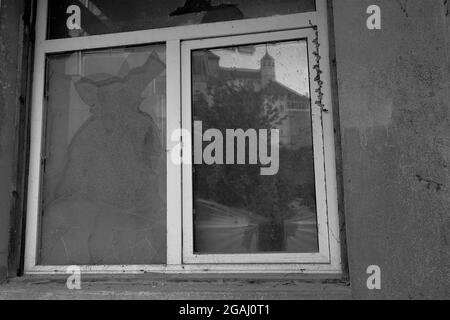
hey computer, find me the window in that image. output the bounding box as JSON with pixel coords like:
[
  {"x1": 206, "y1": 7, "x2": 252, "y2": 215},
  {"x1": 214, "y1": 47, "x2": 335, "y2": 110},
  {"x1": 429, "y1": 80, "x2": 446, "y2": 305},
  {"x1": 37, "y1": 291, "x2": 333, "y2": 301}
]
[
  {"x1": 47, "y1": 0, "x2": 316, "y2": 39},
  {"x1": 25, "y1": 0, "x2": 341, "y2": 274},
  {"x1": 184, "y1": 33, "x2": 325, "y2": 264}
]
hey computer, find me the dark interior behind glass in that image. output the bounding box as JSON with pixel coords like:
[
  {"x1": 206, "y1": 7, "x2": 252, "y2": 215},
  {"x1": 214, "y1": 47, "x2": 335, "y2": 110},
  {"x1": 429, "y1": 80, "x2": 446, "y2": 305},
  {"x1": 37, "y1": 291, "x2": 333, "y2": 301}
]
[{"x1": 48, "y1": 0, "x2": 316, "y2": 39}]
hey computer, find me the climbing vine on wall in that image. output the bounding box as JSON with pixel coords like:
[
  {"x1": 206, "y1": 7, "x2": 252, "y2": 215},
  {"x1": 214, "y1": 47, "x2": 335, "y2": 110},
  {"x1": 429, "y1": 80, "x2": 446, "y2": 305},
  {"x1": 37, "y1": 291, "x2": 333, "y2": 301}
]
[{"x1": 310, "y1": 23, "x2": 327, "y2": 113}]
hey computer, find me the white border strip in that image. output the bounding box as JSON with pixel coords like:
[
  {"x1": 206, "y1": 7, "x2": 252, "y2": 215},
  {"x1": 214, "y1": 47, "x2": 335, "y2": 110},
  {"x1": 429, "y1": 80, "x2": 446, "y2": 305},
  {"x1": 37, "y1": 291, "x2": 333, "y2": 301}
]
[
  {"x1": 43, "y1": 12, "x2": 317, "y2": 53},
  {"x1": 316, "y1": 0, "x2": 342, "y2": 271},
  {"x1": 24, "y1": 0, "x2": 48, "y2": 272},
  {"x1": 166, "y1": 40, "x2": 183, "y2": 265},
  {"x1": 27, "y1": 263, "x2": 341, "y2": 275}
]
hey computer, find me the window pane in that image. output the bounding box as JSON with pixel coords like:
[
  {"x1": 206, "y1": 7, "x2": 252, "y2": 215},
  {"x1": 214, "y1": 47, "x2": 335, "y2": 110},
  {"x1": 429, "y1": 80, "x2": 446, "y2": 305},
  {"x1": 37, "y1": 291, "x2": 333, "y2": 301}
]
[
  {"x1": 39, "y1": 44, "x2": 167, "y2": 265},
  {"x1": 192, "y1": 40, "x2": 319, "y2": 254},
  {"x1": 47, "y1": 0, "x2": 316, "y2": 39}
]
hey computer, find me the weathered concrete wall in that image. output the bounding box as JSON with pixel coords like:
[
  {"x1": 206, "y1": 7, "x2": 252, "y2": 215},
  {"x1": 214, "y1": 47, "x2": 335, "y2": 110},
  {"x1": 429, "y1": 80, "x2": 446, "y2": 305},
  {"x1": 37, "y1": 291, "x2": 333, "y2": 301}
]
[
  {"x1": 0, "y1": 276, "x2": 352, "y2": 300},
  {"x1": 1, "y1": 0, "x2": 449, "y2": 300},
  {"x1": 0, "y1": 0, "x2": 24, "y2": 282},
  {"x1": 333, "y1": 0, "x2": 450, "y2": 299}
]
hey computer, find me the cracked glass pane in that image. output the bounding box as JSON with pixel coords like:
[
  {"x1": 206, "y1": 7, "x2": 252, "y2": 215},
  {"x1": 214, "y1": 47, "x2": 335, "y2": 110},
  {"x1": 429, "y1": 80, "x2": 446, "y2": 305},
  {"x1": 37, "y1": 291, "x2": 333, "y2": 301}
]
[
  {"x1": 47, "y1": 0, "x2": 316, "y2": 39},
  {"x1": 191, "y1": 40, "x2": 319, "y2": 254},
  {"x1": 39, "y1": 44, "x2": 167, "y2": 265}
]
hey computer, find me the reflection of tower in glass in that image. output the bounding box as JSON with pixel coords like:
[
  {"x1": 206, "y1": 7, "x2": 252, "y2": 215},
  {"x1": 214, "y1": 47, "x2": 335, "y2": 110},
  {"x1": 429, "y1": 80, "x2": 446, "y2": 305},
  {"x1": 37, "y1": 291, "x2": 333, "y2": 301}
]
[{"x1": 261, "y1": 49, "x2": 275, "y2": 87}]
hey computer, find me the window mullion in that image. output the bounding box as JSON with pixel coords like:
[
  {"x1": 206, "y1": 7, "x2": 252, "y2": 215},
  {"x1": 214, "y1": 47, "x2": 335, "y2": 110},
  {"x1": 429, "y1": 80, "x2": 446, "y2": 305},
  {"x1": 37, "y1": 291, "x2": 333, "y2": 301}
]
[{"x1": 166, "y1": 40, "x2": 183, "y2": 265}]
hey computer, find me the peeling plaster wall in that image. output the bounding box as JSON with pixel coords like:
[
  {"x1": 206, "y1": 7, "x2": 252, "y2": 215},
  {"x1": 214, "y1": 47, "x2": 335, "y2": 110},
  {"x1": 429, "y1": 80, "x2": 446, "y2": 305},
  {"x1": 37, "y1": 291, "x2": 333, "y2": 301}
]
[
  {"x1": 333, "y1": 0, "x2": 450, "y2": 299},
  {"x1": 0, "y1": 0, "x2": 23, "y2": 282}
]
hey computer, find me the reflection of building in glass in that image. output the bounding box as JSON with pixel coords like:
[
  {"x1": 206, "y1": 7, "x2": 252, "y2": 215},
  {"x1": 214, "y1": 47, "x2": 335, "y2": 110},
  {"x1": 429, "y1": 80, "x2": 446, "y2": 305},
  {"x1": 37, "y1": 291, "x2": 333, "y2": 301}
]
[{"x1": 192, "y1": 49, "x2": 311, "y2": 150}]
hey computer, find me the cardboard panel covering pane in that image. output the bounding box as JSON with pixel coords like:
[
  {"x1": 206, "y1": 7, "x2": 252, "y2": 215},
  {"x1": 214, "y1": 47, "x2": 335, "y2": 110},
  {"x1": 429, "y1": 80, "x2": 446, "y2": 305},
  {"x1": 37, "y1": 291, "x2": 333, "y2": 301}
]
[
  {"x1": 39, "y1": 44, "x2": 167, "y2": 265},
  {"x1": 191, "y1": 40, "x2": 319, "y2": 254},
  {"x1": 47, "y1": 0, "x2": 316, "y2": 39}
]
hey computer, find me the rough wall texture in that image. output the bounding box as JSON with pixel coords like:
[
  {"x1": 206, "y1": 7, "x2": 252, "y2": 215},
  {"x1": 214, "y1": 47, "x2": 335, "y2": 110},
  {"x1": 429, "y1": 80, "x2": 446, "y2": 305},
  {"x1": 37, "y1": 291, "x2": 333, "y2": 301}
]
[
  {"x1": 333, "y1": 0, "x2": 450, "y2": 299},
  {"x1": 0, "y1": 0, "x2": 449, "y2": 300},
  {"x1": 0, "y1": 0, "x2": 23, "y2": 282},
  {"x1": 0, "y1": 276, "x2": 352, "y2": 300}
]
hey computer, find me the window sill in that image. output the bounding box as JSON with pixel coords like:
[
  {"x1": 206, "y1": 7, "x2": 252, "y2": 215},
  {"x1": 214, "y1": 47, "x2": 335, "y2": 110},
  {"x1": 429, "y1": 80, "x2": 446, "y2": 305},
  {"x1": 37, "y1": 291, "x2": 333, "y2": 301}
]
[{"x1": 0, "y1": 275, "x2": 351, "y2": 300}]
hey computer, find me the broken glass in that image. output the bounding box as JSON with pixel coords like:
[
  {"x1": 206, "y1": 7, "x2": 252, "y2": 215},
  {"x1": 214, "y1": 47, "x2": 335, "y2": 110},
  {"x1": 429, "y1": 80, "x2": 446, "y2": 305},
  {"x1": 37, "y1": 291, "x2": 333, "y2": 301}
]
[{"x1": 39, "y1": 44, "x2": 167, "y2": 265}]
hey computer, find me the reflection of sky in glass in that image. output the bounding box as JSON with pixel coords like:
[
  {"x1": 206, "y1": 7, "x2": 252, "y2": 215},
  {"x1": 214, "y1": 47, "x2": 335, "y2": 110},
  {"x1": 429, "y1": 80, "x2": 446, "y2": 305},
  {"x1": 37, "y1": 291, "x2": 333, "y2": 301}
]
[{"x1": 213, "y1": 41, "x2": 309, "y2": 96}]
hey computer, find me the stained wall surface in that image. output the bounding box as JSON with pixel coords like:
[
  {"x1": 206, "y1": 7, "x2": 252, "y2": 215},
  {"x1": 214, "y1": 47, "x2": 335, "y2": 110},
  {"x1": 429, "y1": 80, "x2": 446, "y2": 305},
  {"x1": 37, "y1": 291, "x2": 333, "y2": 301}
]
[
  {"x1": 332, "y1": 0, "x2": 450, "y2": 299},
  {"x1": 0, "y1": 0, "x2": 24, "y2": 282}
]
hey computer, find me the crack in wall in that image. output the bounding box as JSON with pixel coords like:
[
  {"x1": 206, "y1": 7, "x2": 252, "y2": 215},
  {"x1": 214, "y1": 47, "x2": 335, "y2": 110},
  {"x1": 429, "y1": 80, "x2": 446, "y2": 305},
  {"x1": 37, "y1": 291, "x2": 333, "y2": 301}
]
[
  {"x1": 415, "y1": 174, "x2": 444, "y2": 192},
  {"x1": 396, "y1": 0, "x2": 409, "y2": 17}
]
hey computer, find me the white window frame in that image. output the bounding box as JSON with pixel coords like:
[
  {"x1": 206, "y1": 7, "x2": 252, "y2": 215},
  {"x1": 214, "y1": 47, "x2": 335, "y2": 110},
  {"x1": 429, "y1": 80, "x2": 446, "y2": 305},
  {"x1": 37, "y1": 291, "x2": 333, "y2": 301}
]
[
  {"x1": 182, "y1": 29, "x2": 329, "y2": 264},
  {"x1": 24, "y1": 0, "x2": 341, "y2": 275}
]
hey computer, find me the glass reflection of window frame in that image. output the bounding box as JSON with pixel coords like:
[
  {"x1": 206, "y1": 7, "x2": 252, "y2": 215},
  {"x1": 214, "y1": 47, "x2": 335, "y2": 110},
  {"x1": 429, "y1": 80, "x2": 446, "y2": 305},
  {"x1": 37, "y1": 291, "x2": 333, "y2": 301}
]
[{"x1": 25, "y1": 0, "x2": 341, "y2": 275}]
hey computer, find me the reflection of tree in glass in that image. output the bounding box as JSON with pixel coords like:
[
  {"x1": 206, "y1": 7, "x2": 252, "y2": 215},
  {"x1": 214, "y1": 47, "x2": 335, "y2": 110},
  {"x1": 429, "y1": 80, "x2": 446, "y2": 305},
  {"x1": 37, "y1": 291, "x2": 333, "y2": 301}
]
[{"x1": 194, "y1": 82, "x2": 316, "y2": 251}]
